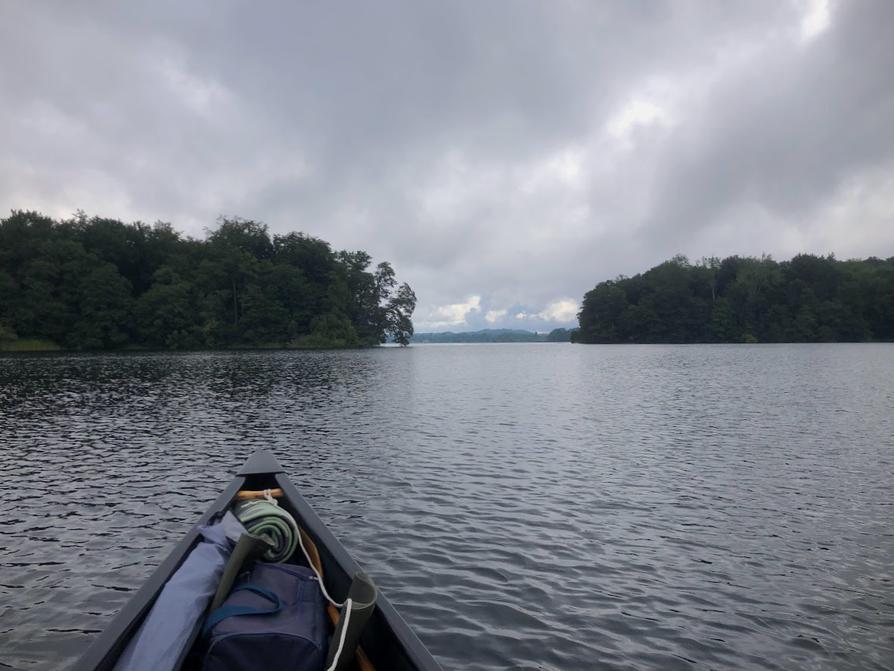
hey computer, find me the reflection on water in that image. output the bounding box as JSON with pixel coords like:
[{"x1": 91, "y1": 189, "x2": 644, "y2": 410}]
[{"x1": 1, "y1": 344, "x2": 892, "y2": 670}]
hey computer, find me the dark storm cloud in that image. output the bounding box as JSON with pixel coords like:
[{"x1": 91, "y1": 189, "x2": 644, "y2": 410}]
[{"x1": 2, "y1": 1, "x2": 892, "y2": 331}]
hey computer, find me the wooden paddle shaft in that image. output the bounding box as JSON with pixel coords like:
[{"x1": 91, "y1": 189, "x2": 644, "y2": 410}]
[
  {"x1": 299, "y1": 528, "x2": 375, "y2": 671},
  {"x1": 235, "y1": 492, "x2": 375, "y2": 670}
]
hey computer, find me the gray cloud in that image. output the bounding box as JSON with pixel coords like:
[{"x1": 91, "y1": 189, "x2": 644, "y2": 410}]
[{"x1": 2, "y1": 0, "x2": 892, "y2": 331}]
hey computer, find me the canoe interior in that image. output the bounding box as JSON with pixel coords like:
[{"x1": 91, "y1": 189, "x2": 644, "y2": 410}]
[{"x1": 72, "y1": 453, "x2": 442, "y2": 671}]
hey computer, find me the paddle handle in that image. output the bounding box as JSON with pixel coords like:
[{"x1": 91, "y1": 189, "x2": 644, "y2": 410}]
[{"x1": 235, "y1": 488, "x2": 284, "y2": 500}]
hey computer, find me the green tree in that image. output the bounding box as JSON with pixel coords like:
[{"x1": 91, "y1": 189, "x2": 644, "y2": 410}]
[
  {"x1": 383, "y1": 282, "x2": 417, "y2": 345},
  {"x1": 578, "y1": 281, "x2": 628, "y2": 342},
  {"x1": 1, "y1": 210, "x2": 414, "y2": 350},
  {"x1": 576, "y1": 253, "x2": 894, "y2": 344},
  {"x1": 546, "y1": 328, "x2": 572, "y2": 342},
  {"x1": 134, "y1": 267, "x2": 201, "y2": 348},
  {"x1": 69, "y1": 263, "x2": 133, "y2": 349}
]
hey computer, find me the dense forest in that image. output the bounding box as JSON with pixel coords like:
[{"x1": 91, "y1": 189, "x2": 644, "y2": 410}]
[
  {"x1": 0, "y1": 210, "x2": 416, "y2": 350},
  {"x1": 575, "y1": 254, "x2": 894, "y2": 344}
]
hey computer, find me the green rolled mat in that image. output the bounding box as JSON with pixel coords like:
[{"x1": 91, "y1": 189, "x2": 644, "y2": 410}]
[{"x1": 231, "y1": 499, "x2": 299, "y2": 563}]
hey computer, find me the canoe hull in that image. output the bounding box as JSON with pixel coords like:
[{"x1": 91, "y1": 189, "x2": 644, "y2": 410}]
[{"x1": 72, "y1": 450, "x2": 442, "y2": 671}]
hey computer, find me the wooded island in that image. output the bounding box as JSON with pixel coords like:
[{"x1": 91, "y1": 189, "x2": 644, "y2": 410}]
[
  {"x1": 574, "y1": 254, "x2": 894, "y2": 344},
  {"x1": 0, "y1": 211, "x2": 416, "y2": 350}
]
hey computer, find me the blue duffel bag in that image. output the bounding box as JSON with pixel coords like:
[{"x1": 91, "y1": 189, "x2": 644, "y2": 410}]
[{"x1": 202, "y1": 562, "x2": 328, "y2": 671}]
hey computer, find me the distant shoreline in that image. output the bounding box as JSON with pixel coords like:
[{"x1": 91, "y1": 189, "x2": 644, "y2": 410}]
[
  {"x1": 6, "y1": 338, "x2": 892, "y2": 354},
  {"x1": 0, "y1": 340, "x2": 380, "y2": 353},
  {"x1": 411, "y1": 328, "x2": 573, "y2": 344}
]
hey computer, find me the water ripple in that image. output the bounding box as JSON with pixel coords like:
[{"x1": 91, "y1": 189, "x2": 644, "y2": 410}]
[{"x1": 1, "y1": 344, "x2": 892, "y2": 670}]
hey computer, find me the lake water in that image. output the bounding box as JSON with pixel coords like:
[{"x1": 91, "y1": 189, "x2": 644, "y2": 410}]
[{"x1": 1, "y1": 344, "x2": 892, "y2": 670}]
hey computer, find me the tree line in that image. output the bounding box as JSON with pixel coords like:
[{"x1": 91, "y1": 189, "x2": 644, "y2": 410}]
[
  {"x1": 0, "y1": 210, "x2": 416, "y2": 350},
  {"x1": 574, "y1": 254, "x2": 894, "y2": 344}
]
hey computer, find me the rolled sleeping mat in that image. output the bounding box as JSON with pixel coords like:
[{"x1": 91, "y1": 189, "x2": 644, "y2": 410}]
[
  {"x1": 325, "y1": 572, "x2": 378, "y2": 671},
  {"x1": 232, "y1": 499, "x2": 299, "y2": 563}
]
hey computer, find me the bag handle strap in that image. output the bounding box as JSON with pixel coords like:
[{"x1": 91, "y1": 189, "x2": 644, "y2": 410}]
[{"x1": 203, "y1": 584, "x2": 282, "y2": 636}]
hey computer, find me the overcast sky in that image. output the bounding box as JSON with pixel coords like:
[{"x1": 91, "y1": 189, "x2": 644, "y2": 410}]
[{"x1": 2, "y1": 1, "x2": 893, "y2": 331}]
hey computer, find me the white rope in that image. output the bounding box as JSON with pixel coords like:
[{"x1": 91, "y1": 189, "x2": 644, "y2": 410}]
[
  {"x1": 325, "y1": 598, "x2": 353, "y2": 671},
  {"x1": 261, "y1": 499, "x2": 354, "y2": 668},
  {"x1": 295, "y1": 525, "x2": 345, "y2": 608},
  {"x1": 295, "y1": 528, "x2": 354, "y2": 669}
]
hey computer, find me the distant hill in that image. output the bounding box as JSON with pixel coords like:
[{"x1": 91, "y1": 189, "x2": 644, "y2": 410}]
[
  {"x1": 412, "y1": 328, "x2": 544, "y2": 343},
  {"x1": 411, "y1": 328, "x2": 573, "y2": 343}
]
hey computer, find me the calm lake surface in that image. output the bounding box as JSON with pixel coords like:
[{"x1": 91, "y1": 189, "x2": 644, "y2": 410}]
[{"x1": 1, "y1": 344, "x2": 892, "y2": 670}]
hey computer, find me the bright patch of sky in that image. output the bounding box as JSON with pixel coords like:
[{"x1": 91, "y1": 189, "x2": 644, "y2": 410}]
[
  {"x1": 606, "y1": 97, "x2": 673, "y2": 145},
  {"x1": 426, "y1": 295, "x2": 482, "y2": 329},
  {"x1": 484, "y1": 309, "x2": 507, "y2": 324},
  {"x1": 537, "y1": 299, "x2": 579, "y2": 323},
  {"x1": 800, "y1": 0, "x2": 832, "y2": 43}
]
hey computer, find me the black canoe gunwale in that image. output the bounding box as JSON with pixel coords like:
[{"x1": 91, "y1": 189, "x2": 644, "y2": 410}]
[{"x1": 72, "y1": 450, "x2": 443, "y2": 671}]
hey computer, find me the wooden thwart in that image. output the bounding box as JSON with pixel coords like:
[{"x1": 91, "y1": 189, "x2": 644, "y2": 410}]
[{"x1": 235, "y1": 488, "x2": 284, "y2": 500}]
